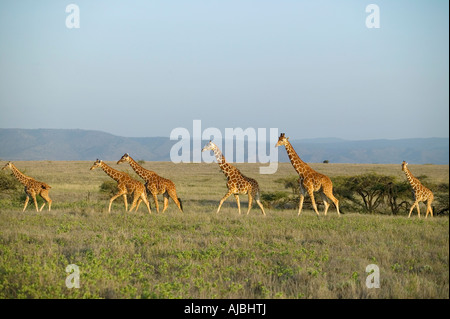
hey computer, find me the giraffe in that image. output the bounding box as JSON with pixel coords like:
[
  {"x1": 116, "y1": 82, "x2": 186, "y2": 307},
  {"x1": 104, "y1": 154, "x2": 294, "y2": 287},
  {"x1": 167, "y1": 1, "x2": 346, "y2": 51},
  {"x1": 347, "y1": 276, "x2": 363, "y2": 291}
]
[
  {"x1": 202, "y1": 141, "x2": 266, "y2": 215},
  {"x1": 90, "y1": 159, "x2": 151, "y2": 214},
  {"x1": 2, "y1": 162, "x2": 52, "y2": 212},
  {"x1": 117, "y1": 154, "x2": 183, "y2": 213},
  {"x1": 401, "y1": 161, "x2": 434, "y2": 218},
  {"x1": 275, "y1": 133, "x2": 340, "y2": 217}
]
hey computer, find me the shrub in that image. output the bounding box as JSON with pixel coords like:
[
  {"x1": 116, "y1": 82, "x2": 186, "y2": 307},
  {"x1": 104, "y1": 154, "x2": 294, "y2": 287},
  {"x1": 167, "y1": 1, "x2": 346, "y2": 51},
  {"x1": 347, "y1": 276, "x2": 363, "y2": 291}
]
[
  {"x1": 260, "y1": 191, "x2": 291, "y2": 209},
  {"x1": 431, "y1": 183, "x2": 449, "y2": 216},
  {"x1": 0, "y1": 171, "x2": 22, "y2": 199},
  {"x1": 0, "y1": 171, "x2": 24, "y2": 208},
  {"x1": 99, "y1": 180, "x2": 119, "y2": 197},
  {"x1": 334, "y1": 173, "x2": 414, "y2": 214}
]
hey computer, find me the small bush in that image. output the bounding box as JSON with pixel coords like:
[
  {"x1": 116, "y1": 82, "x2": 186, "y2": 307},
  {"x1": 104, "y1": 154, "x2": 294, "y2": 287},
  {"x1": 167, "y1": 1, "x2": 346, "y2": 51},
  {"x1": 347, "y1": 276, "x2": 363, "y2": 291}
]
[
  {"x1": 261, "y1": 191, "x2": 291, "y2": 209},
  {"x1": 99, "y1": 180, "x2": 119, "y2": 197},
  {"x1": 0, "y1": 171, "x2": 22, "y2": 200}
]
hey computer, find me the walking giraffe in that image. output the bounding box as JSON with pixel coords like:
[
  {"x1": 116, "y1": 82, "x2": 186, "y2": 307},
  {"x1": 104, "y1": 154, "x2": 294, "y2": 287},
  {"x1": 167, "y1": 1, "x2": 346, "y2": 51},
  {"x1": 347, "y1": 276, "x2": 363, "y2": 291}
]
[
  {"x1": 202, "y1": 141, "x2": 266, "y2": 215},
  {"x1": 2, "y1": 162, "x2": 52, "y2": 212},
  {"x1": 275, "y1": 133, "x2": 340, "y2": 217},
  {"x1": 401, "y1": 161, "x2": 434, "y2": 218},
  {"x1": 117, "y1": 154, "x2": 183, "y2": 213},
  {"x1": 90, "y1": 159, "x2": 151, "y2": 214}
]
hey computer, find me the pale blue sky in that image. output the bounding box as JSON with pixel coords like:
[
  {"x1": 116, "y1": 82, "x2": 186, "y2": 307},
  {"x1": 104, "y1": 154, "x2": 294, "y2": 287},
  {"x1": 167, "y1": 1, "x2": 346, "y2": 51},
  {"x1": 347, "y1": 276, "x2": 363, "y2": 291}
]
[{"x1": 0, "y1": 0, "x2": 448, "y2": 140}]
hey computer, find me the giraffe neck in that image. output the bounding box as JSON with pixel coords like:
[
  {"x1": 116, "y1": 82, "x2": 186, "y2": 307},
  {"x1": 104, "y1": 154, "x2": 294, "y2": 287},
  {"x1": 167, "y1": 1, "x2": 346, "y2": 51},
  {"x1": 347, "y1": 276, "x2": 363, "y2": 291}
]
[
  {"x1": 127, "y1": 156, "x2": 151, "y2": 180},
  {"x1": 100, "y1": 162, "x2": 124, "y2": 182},
  {"x1": 404, "y1": 166, "x2": 420, "y2": 190},
  {"x1": 9, "y1": 164, "x2": 31, "y2": 186},
  {"x1": 284, "y1": 140, "x2": 310, "y2": 176},
  {"x1": 213, "y1": 148, "x2": 238, "y2": 179}
]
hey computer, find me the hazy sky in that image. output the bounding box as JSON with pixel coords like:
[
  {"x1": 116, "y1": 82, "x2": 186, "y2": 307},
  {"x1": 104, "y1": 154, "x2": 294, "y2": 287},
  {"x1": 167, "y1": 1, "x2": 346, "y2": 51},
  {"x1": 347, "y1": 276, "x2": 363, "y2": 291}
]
[{"x1": 0, "y1": 0, "x2": 448, "y2": 140}]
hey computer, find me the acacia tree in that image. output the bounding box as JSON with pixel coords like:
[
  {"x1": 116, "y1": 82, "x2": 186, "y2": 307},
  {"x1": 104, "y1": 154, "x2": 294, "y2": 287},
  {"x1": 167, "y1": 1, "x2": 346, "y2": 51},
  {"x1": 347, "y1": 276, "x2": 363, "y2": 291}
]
[
  {"x1": 334, "y1": 173, "x2": 412, "y2": 214},
  {"x1": 0, "y1": 171, "x2": 21, "y2": 197},
  {"x1": 385, "y1": 181, "x2": 411, "y2": 215},
  {"x1": 346, "y1": 173, "x2": 390, "y2": 213}
]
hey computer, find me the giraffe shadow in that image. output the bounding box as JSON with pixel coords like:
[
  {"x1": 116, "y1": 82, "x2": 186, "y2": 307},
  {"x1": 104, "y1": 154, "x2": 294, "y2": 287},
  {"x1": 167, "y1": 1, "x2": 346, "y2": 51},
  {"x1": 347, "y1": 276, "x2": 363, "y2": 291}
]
[
  {"x1": 185, "y1": 199, "x2": 255, "y2": 210},
  {"x1": 188, "y1": 199, "x2": 239, "y2": 208}
]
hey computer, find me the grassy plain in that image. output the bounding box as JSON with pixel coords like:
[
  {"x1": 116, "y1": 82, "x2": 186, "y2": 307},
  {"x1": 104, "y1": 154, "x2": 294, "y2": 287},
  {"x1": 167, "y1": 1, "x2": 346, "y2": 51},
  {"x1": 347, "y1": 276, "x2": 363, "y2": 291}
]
[{"x1": 0, "y1": 161, "x2": 448, "y2": 299}]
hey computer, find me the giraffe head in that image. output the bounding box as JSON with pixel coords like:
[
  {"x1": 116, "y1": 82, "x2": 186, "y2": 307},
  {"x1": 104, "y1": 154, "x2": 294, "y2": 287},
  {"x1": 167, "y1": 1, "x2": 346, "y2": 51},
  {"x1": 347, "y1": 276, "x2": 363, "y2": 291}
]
[
  {"x1": 90, "y1": 159, "x2": 103, "y2": 170},
  {"x1": 401, "y1": 161, "x2": 408, "y2": 172},
  {"x1": 202, "y1": 140, "x2": 218, "y2": 153},
  {"x1": 117, "y1": 153, "x2": 131, "y2": 165},
  {"x1": 2, "y1": 162, "x2": 12, "y2": 170},
  {"x1": 275, "y1": 133, "x2": 289, "y2": 147}
]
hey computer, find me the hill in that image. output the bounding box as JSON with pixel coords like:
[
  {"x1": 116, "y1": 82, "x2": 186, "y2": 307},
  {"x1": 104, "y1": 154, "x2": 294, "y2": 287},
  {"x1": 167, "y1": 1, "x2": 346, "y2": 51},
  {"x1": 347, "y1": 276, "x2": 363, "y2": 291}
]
[{"x1": 0, "y1": 128, "x2": 448, "y2": 164}]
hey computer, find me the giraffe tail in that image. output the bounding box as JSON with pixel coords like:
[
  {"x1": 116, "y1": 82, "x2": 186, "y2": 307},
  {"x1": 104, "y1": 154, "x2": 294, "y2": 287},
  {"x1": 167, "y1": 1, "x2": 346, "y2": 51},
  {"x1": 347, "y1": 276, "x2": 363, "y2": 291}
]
[
  {"x1": 41, "y1": 183, "x2": 51, "y2": 190},
  {"x1": 178, "y1": 198, "x2": 183, "y2": 212}
]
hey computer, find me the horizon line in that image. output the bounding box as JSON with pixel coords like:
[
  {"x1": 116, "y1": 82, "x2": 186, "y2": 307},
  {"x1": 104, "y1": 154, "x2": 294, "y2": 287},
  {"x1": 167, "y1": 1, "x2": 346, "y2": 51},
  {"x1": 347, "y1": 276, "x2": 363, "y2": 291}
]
[{"x1": 1, "y1": 127, "x2": 448, "y2": 142}]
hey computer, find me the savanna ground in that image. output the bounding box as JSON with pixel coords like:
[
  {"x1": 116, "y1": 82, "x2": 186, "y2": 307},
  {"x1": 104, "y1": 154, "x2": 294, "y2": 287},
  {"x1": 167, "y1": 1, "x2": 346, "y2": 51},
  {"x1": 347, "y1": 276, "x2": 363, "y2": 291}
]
[{"x1": 0, "y1": 161, "x2": 448, "y2": 299}]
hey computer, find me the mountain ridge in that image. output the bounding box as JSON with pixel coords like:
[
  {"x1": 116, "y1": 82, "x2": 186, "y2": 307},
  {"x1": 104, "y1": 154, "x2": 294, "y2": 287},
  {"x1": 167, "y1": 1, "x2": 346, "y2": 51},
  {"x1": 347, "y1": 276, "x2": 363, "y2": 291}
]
[{"x1": 0, "y1": 128, "x2": 448, "y2": 164}]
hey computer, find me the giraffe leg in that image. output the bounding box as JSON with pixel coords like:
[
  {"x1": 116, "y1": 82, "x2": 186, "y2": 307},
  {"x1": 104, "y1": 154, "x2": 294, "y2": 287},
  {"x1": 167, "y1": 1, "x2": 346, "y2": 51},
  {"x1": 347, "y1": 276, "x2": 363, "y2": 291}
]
[
  {"x1": 408, "y1": 201, "x2": 417, "y2": 218},
  {"x1": 246, "y1": 193, "x2": 254, "y2": 215},
  {"x1": 39, "y1": 190, "x2": 52, "y2": 212},
  {"x1": 123, "y1": 194, "x2": 128, "y2": 212},
  {"x1": 426, "y1": 196, "x2": 433, "y2": 218},
  {"x1": 129, "y1": 192, "x2": 140, "y2": 212},
  {"x1": 320, "y1": 192, "x2": 330, "y2": 216},
  {"x1": 162, "y1": 192, "x2": 169, "y2": 213},
  {"x1": 246, "y1": 196, "x2": 252, "y2": 215},
  {"x1": 408, "y1": 201, "x2": 420, "y2": 218},
  {"x1": 322, "y1": 189, "x2": 340, "y2": 217},
  {"x1": 256, "y1": 200, "x2": 266, "y2": 216},
  {"x1": 307, "y1": 189, "x2": 320, "y2": 217},
  {"x1": 298, "y1": 194, "x2": 305, "y2": 216},
  {"x1": 234, "y1": 194, "x2": 241, "y2": 215},
  {"x1": 408, "y1": 203, "x2": 414, "y2": 218},
  {"x1": 32, "y1": 194, "x2": 39, "y2": 212},
  {"x1": 135, "y1": 199, "x2": 142, "y2": 211},
  {"x1": 323, "y1": 200, "x2": 330, "y2": 216},
  {"x1": 426, "y1": 200, "x2": 433, "y2": 218},
  {"x1": 108, "y1": 191, "x2": 126, "y2": 213},
  {"x1": 250, "y1": 190, "x2": 266, "y2": 216},
  {"x1": 151, "y1": 192, "x2": 160, "y2": 213},
  {"x1": 217, "y1": 190, "x2": 233, "y2": 214},
  {"x1": 44, "y1": 193, "x2": 52, "y2": 211},
  {"x1": 23, "y1": 195, "x2": 30, "y2": 212},
  {"x1": 167, "y1": 189, "x2": 183, "y2": 212},
  {"x1": 140, "y1": 193, "x2": 151, "y2": 214},
  {"x1": 297, "y1": 184, "x2": 307, "y2": 216},
  {"x1": 333, "y1": 197, "x2": 341, "y2": 217}
]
